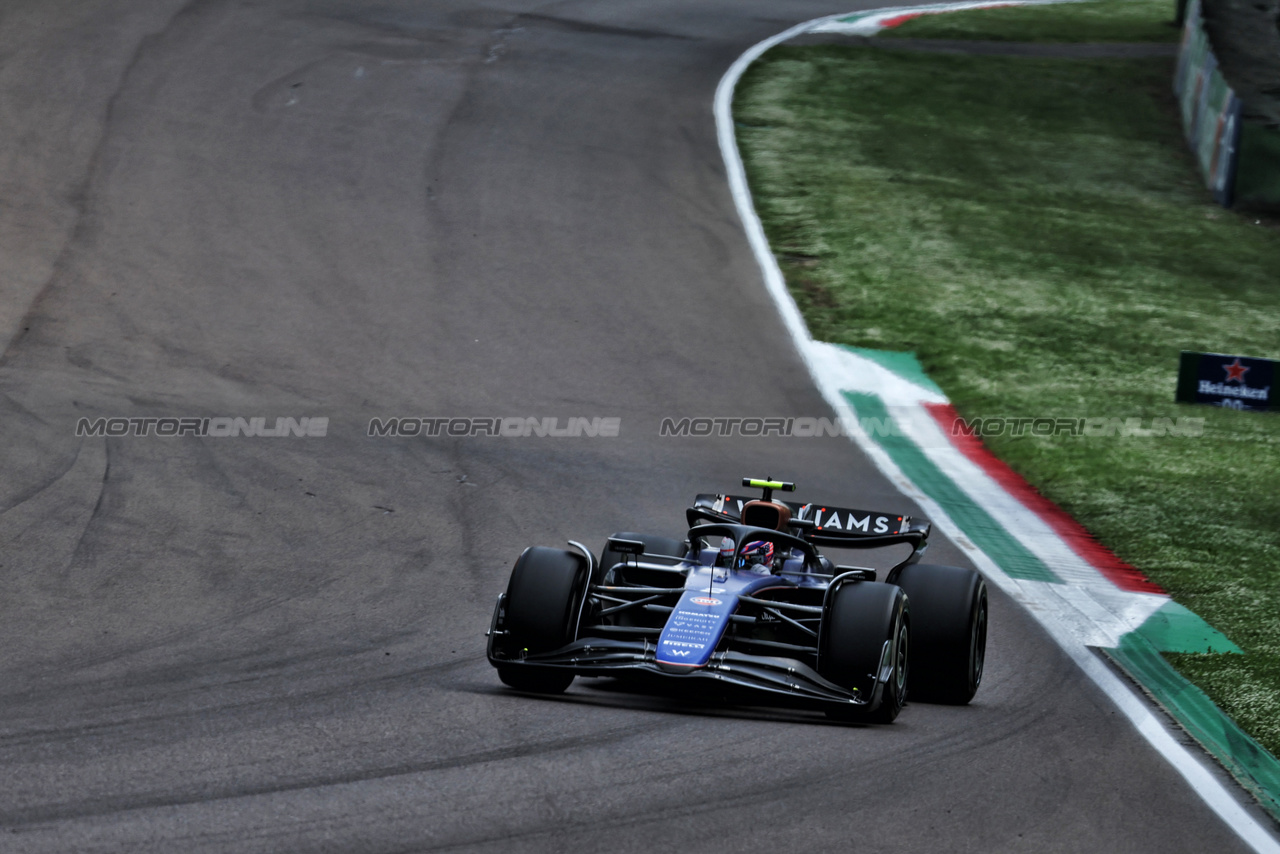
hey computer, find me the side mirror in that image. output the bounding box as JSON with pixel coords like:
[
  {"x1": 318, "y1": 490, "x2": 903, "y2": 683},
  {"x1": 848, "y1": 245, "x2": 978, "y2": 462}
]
[
  {"x1": 835, "y1": 566, "x2": 876, "y2": 582},
  {"x1": 606, "y1": 537, "x2": 646, "y2": 556}
]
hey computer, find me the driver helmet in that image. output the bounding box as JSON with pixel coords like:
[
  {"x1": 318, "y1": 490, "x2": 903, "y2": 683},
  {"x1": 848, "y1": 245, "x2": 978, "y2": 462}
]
[
  {"x1": 740, "y1": 540, "x2": 775, "y2": 573},
  {"x1": 717, "y1": 537, "x2": 736, "y2": 567}
]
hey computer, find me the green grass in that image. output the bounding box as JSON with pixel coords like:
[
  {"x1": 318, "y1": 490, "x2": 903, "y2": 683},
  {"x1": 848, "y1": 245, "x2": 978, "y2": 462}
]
[
  {"x1": 735, "y1": 45, "x2": 1280, "y2": 755},
  {"x1": 881, "y1": 0, "x2": 1183, "y2": 42}
]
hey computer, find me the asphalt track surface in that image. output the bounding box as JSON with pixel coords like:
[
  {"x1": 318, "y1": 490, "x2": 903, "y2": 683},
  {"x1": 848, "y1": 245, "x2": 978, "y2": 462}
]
[{"x1": 0, "y1": 1, "x2": 1270, "y2": 851}]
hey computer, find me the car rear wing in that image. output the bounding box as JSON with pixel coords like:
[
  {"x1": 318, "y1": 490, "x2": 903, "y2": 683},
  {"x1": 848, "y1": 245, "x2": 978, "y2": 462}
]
[{"x1": 687, "y1": 493, "x2": 930, "y2": 550}]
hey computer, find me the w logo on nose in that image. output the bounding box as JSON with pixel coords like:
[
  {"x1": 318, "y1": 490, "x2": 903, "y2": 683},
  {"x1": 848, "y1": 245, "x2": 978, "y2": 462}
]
[{"x1": 669, "y1": 650, "x2": 693, "y2": 657}]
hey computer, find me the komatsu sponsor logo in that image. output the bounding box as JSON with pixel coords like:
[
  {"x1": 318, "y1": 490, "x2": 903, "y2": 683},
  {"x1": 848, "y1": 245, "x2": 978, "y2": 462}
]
[
  {"x1": 76, "y1": 417, "x2": 328, "y2": 438},
  {"x1": 368, "y1": 416, "x2": 620, "y2": 437}
]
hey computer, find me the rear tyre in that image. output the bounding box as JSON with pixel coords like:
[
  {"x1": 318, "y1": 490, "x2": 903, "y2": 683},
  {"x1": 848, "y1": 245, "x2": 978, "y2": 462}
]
[
  {"x1": 497, "y1": 546, "x2": 587, "y2": 694},
  {"x1": 819, "y1": 581, "x2": 909, "y2": 723},
  {"x1": 891, "y1": 564, "x2": 987, "y2": 704},
  {"x1": 598, "y1": 532, "x2": 685, "y2": 581}
]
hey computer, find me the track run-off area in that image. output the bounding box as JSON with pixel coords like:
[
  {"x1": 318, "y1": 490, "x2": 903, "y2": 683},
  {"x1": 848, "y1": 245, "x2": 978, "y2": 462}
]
[{"x1": 0, "y1": 1, "x2": 1275, "y2": 851}]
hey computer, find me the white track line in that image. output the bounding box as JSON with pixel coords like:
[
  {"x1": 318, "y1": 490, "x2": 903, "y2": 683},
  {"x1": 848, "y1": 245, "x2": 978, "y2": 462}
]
[{"x1": 713, "y1": 12, "x2": 1280, "y2": 852}]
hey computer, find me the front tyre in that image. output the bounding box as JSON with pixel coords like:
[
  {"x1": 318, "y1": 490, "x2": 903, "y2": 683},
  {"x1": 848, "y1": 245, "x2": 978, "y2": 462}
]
[
  {"x1": 819, "y1": 581, "x2": 909, "y2": 723},
  {"x1": 497, "y1": 546, "x2": 588, "y2": 694}
]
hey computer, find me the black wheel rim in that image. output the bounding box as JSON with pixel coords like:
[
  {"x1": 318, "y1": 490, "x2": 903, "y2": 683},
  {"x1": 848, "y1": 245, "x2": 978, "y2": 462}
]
[{"x1": 894, "y1": 621, "x2": 909, "y2": 699}]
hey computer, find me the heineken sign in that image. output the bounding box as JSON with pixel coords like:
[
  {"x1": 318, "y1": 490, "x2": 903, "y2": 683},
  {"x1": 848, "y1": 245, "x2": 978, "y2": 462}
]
[{"x1": 1176, "y1": 351, "x2": 1275, "y2": 411}]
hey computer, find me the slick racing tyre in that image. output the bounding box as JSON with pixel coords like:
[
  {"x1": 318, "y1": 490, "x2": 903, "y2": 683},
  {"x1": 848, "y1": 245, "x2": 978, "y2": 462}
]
[
  {"x1": 497, "y1": 546, "x2": 588, "y2": 694},
  {"x1": 598, "y1": 532, "x2": 685, "y2": 582},
  {"x1": 891, "y1": 564, "x2": 987, "y2": 704},
  {"x1": 819, "y1": 581, "x2": 909, "y2": 724}
]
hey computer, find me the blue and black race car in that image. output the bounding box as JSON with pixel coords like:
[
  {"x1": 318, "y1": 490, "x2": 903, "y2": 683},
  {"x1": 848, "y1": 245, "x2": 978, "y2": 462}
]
[{"x1": 486, "y1": 478, "x2": 987, "y2": 723}]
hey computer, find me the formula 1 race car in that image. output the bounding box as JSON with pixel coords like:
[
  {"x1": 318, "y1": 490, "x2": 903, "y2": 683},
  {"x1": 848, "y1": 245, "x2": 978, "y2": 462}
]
[{"x1": 486, "y1": 478, "x2": 987, "y2": 722}]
